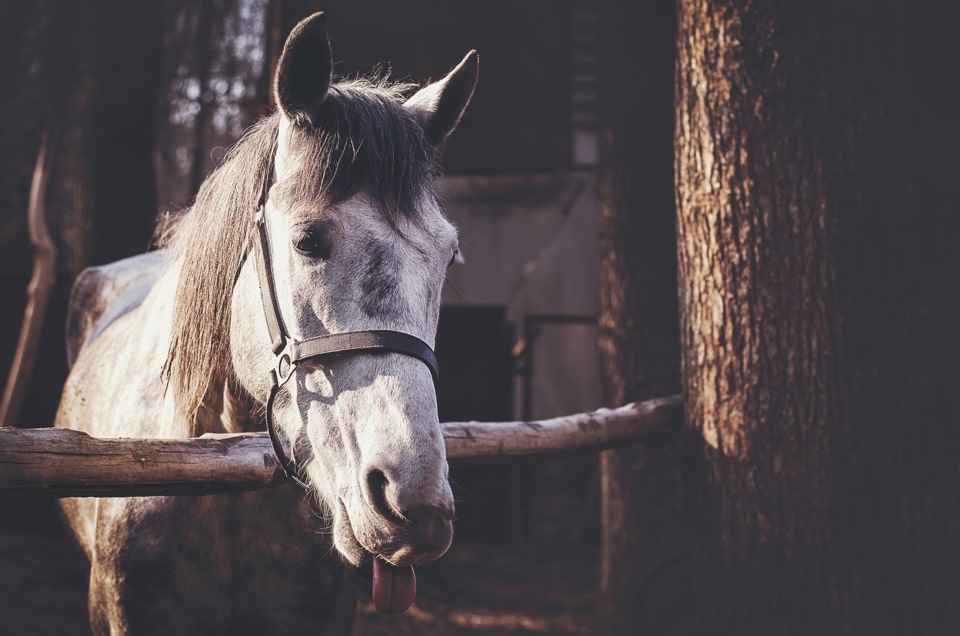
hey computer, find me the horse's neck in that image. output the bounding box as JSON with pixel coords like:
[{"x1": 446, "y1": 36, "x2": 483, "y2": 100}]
[
  {"x1": 218, "y1": 381, "x2": 259, "y2": 434},
  {"x1": 155, "y1": 257, "x2": 260, "y2": 437},
  {"x1": 180, "y1": 381, "x2": 258, "y2": 435}
]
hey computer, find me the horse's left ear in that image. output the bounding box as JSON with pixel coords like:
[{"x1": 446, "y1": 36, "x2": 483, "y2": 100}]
[
  {"x1": 404, "y1": 51, "x2": 479, "y2": 145},
  {"x1": 275, "y1": 12, "x2": 333, "y2": 127}
]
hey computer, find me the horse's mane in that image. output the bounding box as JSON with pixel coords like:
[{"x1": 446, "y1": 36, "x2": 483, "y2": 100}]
[{"x1": 160, "y1": 78, "x2": 439, "y2": 430}]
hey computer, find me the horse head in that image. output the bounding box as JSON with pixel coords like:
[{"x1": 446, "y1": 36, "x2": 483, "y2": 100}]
[{"x1": 228, "y1": 13, "x2": 477, "y2": 612}]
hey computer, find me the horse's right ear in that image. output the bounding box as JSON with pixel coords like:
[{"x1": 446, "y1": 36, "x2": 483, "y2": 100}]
[
  {"x1": 404, "y1": 51, "x2": 479, "y2": 145},
  {"x1": 274, "y1": 12, "x2": 333, "y2": 127}
]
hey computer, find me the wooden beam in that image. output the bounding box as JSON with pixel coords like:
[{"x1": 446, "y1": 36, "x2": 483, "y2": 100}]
[
  {"x1": 0, "y1": 429, "x2": 289, "y2": 497},
  {"x1": 443, "y1": 397, "x2": 681, "y2": 461},
  {"x1": 0, "y1": 396, "x2": 681, "y2": 497}
]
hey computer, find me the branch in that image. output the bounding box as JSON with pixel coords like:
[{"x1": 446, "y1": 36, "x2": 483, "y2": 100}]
[
  {"x1": 0, "y1": 397, "x2": 682, "y2": 497},
  {"x1": 1, "y1": 129, "x2": 58, "y2": 427}
]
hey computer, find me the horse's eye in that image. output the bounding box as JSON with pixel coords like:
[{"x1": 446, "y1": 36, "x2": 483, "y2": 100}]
[{"x1": 293, "y1": 229, "x2": 331, "y2": 259}]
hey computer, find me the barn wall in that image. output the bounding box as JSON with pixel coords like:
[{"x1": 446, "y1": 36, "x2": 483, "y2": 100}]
[
  {"x1": 441, "y1": 171, "x2": 603, "y2": 545},
  {"x1": 441, "y1": 171, "x2": 602, "y2": 421}
]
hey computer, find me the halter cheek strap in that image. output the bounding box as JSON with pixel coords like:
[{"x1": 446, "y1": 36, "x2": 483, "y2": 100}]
[{"x1": 251, "y1": 196, "x2": 439, "y2": 489}]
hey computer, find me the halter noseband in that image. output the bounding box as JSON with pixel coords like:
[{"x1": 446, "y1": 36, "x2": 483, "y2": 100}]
[{"x1": 249, "y1": 149, "x2": 439, "y2": 489}]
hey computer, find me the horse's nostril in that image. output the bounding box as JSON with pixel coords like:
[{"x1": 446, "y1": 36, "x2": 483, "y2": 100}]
[
  {"x1": 361, "y1": 467, "x2": 455, "y2": 564},
  {"x1": 364, "y1": 468, "x2": 454, "y2": 531},
  {"x1": 366, "y1": 468, "x2": 388, "y2": 499},
  {"x1": 366, "y1": 468, "x2": 403, "y2": 524}
]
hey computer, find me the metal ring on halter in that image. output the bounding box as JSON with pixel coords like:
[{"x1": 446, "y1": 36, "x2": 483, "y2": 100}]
[{"x1": 273, "y1": 350, "x2": 296, "y2": 386}]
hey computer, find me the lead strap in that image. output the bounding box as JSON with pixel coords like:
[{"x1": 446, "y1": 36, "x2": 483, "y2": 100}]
[{"x1": 265, "y1": 375, "x2": 310, "y2": 489}]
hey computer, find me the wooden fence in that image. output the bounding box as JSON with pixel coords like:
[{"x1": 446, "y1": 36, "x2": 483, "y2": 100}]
[{"x1": 0, "y1": 396, "x2": 682, "y2": 497}]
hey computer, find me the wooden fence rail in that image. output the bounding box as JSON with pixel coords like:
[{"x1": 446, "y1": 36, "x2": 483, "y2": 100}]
[{"x1": 0, "y1": 396, "x2": 682, "y2": 497}]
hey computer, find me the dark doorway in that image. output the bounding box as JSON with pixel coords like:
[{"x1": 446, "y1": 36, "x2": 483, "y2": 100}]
[{"x1": 435, "y1": 305, "x2": 515, "y2": 544}]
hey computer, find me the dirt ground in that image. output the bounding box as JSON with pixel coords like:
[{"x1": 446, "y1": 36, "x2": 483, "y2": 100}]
[
  {"x1": 0, "y1": 498, "x2": 597, "y2": 636},
  {"x1": 354, "y1": 540, "x2": 596, "y2": 636}
]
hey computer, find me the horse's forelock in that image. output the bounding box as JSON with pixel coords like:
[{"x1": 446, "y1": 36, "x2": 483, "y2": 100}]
[
  {"x1": 280, "y1": 78, "x2": 440, "y2": 223},
  {"x1": 162, "y1": 78, "x2": 440, "y2": 431}
]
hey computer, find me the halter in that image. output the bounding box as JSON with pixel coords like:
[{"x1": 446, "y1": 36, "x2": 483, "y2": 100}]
[{"x1": 248, "y1": 148, "x2": 439, "y2": 489}]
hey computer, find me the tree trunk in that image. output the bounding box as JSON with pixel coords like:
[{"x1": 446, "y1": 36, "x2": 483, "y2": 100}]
[
  {"x1": 0, "y1": 1, "x2": 48, "y2": 377},
  {"x1": 596, "y1": 1, "x2": 683, "y2": 634},
  {"x1": 676, "y1": 1, "x2": 960, "y2": 634},
  {"x1": 189, "y1": 0, "x2": 218, "y2": 195}
]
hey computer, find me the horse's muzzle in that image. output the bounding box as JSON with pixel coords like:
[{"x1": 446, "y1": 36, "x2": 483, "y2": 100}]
[
  {"x1": 360, "y1": 467, "x2": 455, "y2": 566},
  {"x1": 374, "y1": 503, "x2": 455, "y2": 567}
]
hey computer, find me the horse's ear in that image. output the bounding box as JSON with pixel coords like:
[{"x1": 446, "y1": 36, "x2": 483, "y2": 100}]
[
  {"x1": 404, "y1": 50, "x2": 479, "y2": 145},
  {"x1": 274, "y1": 12, "x2": 333, "y2": 127}
]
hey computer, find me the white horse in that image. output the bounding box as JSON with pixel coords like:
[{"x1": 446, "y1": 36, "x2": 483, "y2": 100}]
[{"x1": 56, "y1": 13, "x2": 477, "y2": 634}]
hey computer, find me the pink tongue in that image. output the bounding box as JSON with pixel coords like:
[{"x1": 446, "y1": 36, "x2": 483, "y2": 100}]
[{"x1": 372, "y1": 559, "x2": 417, "y2": 614}]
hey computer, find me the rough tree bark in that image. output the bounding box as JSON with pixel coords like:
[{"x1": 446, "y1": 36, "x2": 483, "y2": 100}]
[
  {"x1": 596, "y1": 1, "x2": 683, "y2": 634},
  {"x1": 676, "y1": 1, "x2": 960, "y2": 634}
]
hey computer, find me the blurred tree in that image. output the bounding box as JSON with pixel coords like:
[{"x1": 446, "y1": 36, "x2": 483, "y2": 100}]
[
  {"x1": 676, "y1": 1, "x2": 960, "y2": 633},
  {"x1": 596, "y1": 1, "x2": 686, "y2": 634},
  {"x1": 156, "y1": 0, "x2": 272, "y2": 209},
  {"x1": 0, "y1": 3, "x2": 43, "y2": 267},
  {"x1": 189, "y1": 0, "x2": 220, "y2": 195},
  {"x1": 0, "y1": 1, "x2": 161, "y2": 568},
  {"x1": 0, "y1": 0, "x2": 161, "y2": 427}
]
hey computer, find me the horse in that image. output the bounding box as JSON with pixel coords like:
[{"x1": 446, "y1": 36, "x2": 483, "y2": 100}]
[{"x1": 55, "y1": 13, "x2": 477, "y2": 634}]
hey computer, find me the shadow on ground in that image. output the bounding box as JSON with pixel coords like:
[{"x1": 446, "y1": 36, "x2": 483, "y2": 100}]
[{"x1": 0, "y1": 497, "x2": 595, "y2": 636}]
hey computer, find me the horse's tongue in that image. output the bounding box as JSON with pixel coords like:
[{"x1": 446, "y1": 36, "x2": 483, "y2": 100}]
[{"x1": 372, "y1": 559, "x2": 416, "y2": 614}]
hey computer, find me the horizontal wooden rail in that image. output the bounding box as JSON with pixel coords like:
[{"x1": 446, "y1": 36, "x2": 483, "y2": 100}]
[{"x1": 0, "y1": 396, "x2": 681, "y2": 497}]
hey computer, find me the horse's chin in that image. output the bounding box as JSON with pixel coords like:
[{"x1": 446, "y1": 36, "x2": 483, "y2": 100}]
[
  {"x1": 332, "y1": 499, "x2": 420, "y2": 614},
  {"x1": 332, "y1": 497, "x2": 368, "y2": 570},
  {"x1": 331, "y1": 498, "x2": 388, "y2": 572},
  {"x1": 332, "y1": 533, "x2": 374, "y2": 582}
]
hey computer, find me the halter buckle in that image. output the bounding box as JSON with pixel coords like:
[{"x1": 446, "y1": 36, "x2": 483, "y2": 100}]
[{"x1": 272, "y1": 350, "x2": 297, "y2": 387}]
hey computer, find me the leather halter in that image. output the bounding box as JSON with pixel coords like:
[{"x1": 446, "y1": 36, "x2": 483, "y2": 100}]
[{"x1": 247, "y1": 149, "x2": 439, "y2": 489}]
